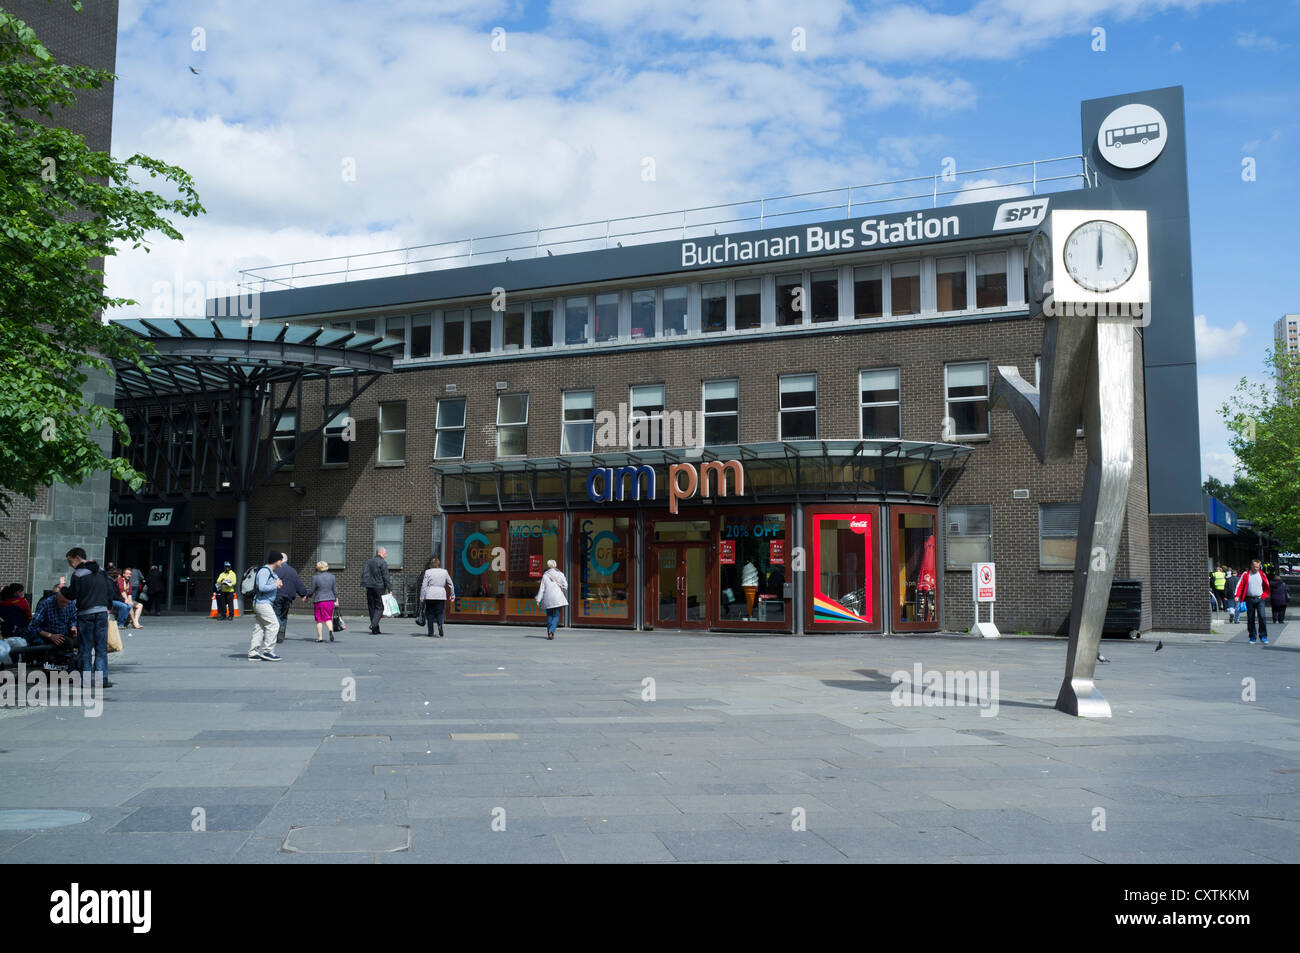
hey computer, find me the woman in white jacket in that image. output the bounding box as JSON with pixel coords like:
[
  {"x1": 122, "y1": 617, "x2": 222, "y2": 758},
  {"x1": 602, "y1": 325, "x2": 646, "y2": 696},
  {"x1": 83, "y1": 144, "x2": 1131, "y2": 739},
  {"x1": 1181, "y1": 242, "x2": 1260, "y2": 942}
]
[
  {"x1": 420, "y1": 557, "x2": 455, "y2": 638},
  {"x1": 535, "y1": 559, "x2": 568, "y2": 640}
]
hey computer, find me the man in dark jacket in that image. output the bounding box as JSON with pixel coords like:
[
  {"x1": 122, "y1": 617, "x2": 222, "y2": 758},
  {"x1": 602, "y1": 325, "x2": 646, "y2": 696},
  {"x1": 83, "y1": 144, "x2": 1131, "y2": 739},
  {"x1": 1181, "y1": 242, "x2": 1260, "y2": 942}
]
[
  {"x1": 61, "y1": 548, "x2": 114, "y2": 688},
  {"x1": 273, "y1": 553, "x2": 309, "y2": 643},
  {"x1": 1270, "y1": 574, "x2": 1289, "y2": 625},
  {"x1": 362, "y1": 548, "x2": 392, "y2": 634},
  {"x1": 146, "y1": 565, "x2": 166, "y2": 616}
]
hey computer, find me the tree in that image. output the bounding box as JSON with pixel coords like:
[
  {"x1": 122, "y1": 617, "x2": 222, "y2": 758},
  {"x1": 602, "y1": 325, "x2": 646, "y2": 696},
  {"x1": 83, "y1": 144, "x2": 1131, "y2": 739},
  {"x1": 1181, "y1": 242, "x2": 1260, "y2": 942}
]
[
  {"x1": 1220, "y1": 346, "x2": 1300, "y2": 551},
  {"x1": 0, "y1": 5, "x2": 203, "y2": 521}
]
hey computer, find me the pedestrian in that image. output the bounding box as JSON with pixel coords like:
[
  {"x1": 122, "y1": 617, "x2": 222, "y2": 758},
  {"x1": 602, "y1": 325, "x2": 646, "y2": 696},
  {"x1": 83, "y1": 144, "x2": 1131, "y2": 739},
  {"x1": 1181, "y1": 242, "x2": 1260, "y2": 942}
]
[
  {"x1": 1225, "y1": 568, "x2": 1240, "y2": 622},
  {"x1": 273, "y1": 553, "x2": 308, "y2": 643},
  {"x1": 214, "y1": 562, "x2": 237, "y2": 621},
  {"x1": 362, "y1": 547, "x2": 393, "y2": 635},
  {"x1": 0, "y1": 582, "x2": 32, "y2": 637},
  {"x1": 1234, "y1": 559, "x2": 1271, "y2": 645},
  {"x1": 247, "y1": 552, "x2": 285, "y2": 661},
  {"x1": 535, "y1": 559, "x2": 568, "y2": 640},
  {"x1": 419, "y1": 556, "x2": 454, "y2": 638},
  {"x1": 1212, "y1": 565, "x2": 1227, "y2": 611},
  {"x1": 61, "y1": 548, "x2": 114, "y2": 688},
  {"x1": 309, "y1": 560, "x2": 339, "y2": 643},
  {"x1": 146, "y1": 564, "x2": 165, "y2": 616},
  {"x1": 1269, "y1": 572, "x2": 1289, "y2": 625}
]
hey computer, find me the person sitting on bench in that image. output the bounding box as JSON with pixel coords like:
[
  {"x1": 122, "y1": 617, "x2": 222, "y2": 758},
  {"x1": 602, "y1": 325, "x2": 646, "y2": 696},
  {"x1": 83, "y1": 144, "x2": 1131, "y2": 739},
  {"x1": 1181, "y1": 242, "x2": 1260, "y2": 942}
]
[{"x1": 25, "y1": 587, "x2": 77, "y2": 649}]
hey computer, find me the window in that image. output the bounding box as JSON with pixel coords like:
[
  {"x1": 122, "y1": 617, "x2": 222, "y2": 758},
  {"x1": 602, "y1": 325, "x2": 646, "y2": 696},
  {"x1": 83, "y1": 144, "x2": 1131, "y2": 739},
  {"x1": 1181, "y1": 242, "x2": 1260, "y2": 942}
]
[
  {"x1": 975, "y1": 252, "x2": 1008, "y2": 309},
  {"x1": 890, "y1": 260, "x2": 920, "y2": 316},
  {"x1": 374, "y1": 516, "x2": 404, "y2": 569},
  {"x1": 497, "y1": 393, "x2": 529, "y2": 456},
  {"x1": 322, "y1": 408, "x2": 350, "y2": 466},
  {"x1": 854, "y1": 265, "x2": 883, "y2": 319},
  {"x1": 272, "y1": 410, "x2": 296, "y2": 466},
  {"x1": 936, "y1": 256, "x2": 967, "y2": 312},
  {"x1": 811, "y1": 270, "x2": 838, "y2": 322},
  {"x1": 630, "y1": 384, "x2": 666, "y2": 449},
  {"x1": 860, "y1": 368, "x2": 901, "y2": 438},
  {"x1": 703, "y1": 379, "x2": 739, "y2": 445},
  {"x1": 530, "y1": 300, "x2": 554, "y2": 348},
  {"x1": 946, "y1": 504, "x2": 992, "y2": 568},
  {"x1": 702, "y1": 282, "x2": 727, "y2": 333},
  {"x1": 379, "y1": 401, "x2": 407, "y2": 464},
  {"x1": 662, "y1": 286, "x2": 688, "y2": 336},
  {"x1": 735, "y1": 278, "x2": 761, "y2": 330},
  {"x1": 1039, "y1": 503, "x2": 1079, "y2": 570},
  {"x1": 264, "y1": 517, "x2": 291, "y2": 561},
  {"x1": 443, "y1": 309, "x2": 466, "y2": 356},
  {"x1": 595, "y1": 293, "x2": 619, "y2": 342},
  {"x1": 410, "y1": 313, "x2": 432, "y2": 358},
  {"x1": 503, "y1": 308, "x2": 525, "y2": 350},
  {"x1": 779, "y1": 374, "x2": 817, "y2": 439},
  {"x1": 318, "y1": 517, "x2": 346, "y2": 568},
  {"x1": 470, "y1": 307, "x2": 493, "y2": 353},
  {"x1": 561, "y1": 390, "x2": 595, "y2": 453},
  {"x1": 631, "y1": 290, "x2": 655, "y2": 340},
  {"x1": 945, "y1": 362, "x2": 989, "y2": 438},
  {"x1": 355, "y1": 318, "x2": 376, "y2": 334},
  {"x1": 385, "y1": 315, "x2": 408, "y2": 352},
  {"x1": 565, "y1": 296, "x2": 589, "y2": 345},
  {"x1": 776, "y1": 274, "x2": 803, "y2": 326},
  {"x1": 435, "y1": 397, "x2": 466, "y2": 460}
]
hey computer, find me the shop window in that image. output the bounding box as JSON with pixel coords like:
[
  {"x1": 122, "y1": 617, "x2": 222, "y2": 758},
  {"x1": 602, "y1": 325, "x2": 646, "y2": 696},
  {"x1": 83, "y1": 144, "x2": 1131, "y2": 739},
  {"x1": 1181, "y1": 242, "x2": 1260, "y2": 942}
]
[
  {"x1": 945, "y1": 361, "x2": 989, "y2": 438},
  {"x1": 470, "y1": 308, "x2": 493, "y2": 353},
  {"x1": 435, "y1": 397, "x2": 466, "y2": 460},
  {"x1": 272, "y1": 410, "x2": 296, "y2": 467},
  {"x1": 496, "y1": 393, "x2": 529, "y2": 457},
  {"x1": 702, "y1": 281, "x2": 727, "y2": 333},
  {"x1": 322, "y1": 408, "x2": 350, "y2": 466},
  {"x1": 975, "y1": 252, "x2": 1008, "y2": 309},
  {"x1": 530, "y1": 300, "x2": 554, "y2": 348},
  {"x1": 318, "y1": 517, "x2": 346, "y2": 568},
  {"x1": 1039, "y1": 503, "x2": 1079, "y2": 570},
  {"x1": 946, "y1": 504, "x2": 992, "y2": 569},
  {"x1": 854, "y1": 264, "x2": 883, "y2": 319},
  {"x1": 719, "y1": 513, "x2": 788, "y2": 624},
  {"x1": 735, "y1": 278, "x2": 762, "y2": 330},
  {"x1": 506, "y1": 517, "x2": 560, "y2": 620},
  {"x1": 502, "y1": 308, "x2": 526, "y2": 351},
  {"x1": 811, "y1": 270, "x2": 838, "y2": 322},
  {"x1": 779, "y1": 373, "x2": 817, "y2": 439},
  {"x1": 565, "y1": 296, "x2": 589, "y2": 345},
  {"x1": 631, "y1": 290, "x2": 656, "y2": 340},
  {"x1": 860, "y1": 368, "x2": 900, "y2": 439},
  {"x1": 378, "y1": 401, "x2": 406, "y2": 464},
  {"x1": 561, "y1": 390, "x2": 595, "y2": 454},
  {"x1": 443, "y1": 309, "x2": 466, "y2": 356},
  {"x1": 449, "y1": 518, "x2": 503, "y2": 617},
  {"x1": 630, "y1": 384, "x2": 666, "y2": 449},
  {"x1": 374, "y1": 516, "x2": 404, "y2": 569},
  {"x1": 810, "y1": 512, "x2": 876, "y2": 625},
  {"x1": 662, "y1": 287, "x2": 689, "y2": 336},
  {"x1": 890, "y1": 260, "x2": 920, "y2": 316},
  {"x1": 937, "y1": 256, "x2": 967, "y2": 313},
  {"x1": 595, "y1": 293, "x2": 620, "y2": 343},
  {"x1": 894, "y1": 510, "x2": 937, "y2": 625},
  {"x1": 703, "y1": 379, "x2": 739, "y2": 445},
  {"x1": 776, "y1": 274, "x2": 803, "y2": 326},
  {"x1": 575, "y1": 516, "x2": 632, "y2": 624},
  {"x1": 410, "y1": 313, "x2": 433, "y2": 358}
]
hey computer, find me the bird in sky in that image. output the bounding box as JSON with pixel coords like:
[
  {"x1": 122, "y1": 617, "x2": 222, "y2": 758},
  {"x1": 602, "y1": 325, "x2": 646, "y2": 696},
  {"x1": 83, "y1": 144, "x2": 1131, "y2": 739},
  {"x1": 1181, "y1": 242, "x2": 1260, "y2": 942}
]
[{"x1": 189, "y1": 66, "x2": 200, "y2": 74}]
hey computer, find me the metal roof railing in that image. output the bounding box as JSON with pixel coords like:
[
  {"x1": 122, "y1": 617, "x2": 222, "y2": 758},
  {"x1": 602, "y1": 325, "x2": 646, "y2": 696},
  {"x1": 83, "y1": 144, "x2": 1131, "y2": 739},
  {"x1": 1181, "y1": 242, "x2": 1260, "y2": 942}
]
[{"x1": 238, "y1": 154, "x2": 1091, "y2": 294}]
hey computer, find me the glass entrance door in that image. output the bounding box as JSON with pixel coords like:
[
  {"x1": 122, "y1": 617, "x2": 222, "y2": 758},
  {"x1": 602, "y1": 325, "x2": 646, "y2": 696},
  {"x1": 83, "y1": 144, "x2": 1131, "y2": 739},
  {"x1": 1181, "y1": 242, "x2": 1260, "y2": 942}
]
[
  {"x1": 891, "y1": 506, "x2": 939, "y2": 631},
  {"x1": 653, "y1": 544, "x2": 709, "y2": 629}
]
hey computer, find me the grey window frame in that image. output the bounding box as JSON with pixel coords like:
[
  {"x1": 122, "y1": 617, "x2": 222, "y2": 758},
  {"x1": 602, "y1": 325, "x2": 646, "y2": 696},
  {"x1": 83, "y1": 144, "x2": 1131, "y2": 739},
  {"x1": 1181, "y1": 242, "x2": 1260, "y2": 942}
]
[
  {"x1": 1039, "y1": 502, "x2": 1080, "y2": 571},
  {"x1": 945, "y1": 504, "x2": 993, "y2": 569},
  {"x1": 434, "y1": 397, "x2": 466, "y2": 461},
  {"x1": 378, "y1": 401, "x2": 407, "y2": 466},
  {"x1": 496, "y1": 392, "x2": 529, "y2": 458},
  {"x1": 318, "y1": 517, "x2": 347, "y2": 569},
  {"x1": 374, "y1": 516, "x2": 404, "y2": 570}
]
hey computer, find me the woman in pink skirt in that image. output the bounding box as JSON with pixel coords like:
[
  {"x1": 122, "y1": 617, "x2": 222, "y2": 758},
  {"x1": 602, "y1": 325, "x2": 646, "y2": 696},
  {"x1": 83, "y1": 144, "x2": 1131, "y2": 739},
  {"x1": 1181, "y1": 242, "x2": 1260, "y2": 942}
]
[{"x1": 309, "y1": 561, "x2": 339, "y2": 642}]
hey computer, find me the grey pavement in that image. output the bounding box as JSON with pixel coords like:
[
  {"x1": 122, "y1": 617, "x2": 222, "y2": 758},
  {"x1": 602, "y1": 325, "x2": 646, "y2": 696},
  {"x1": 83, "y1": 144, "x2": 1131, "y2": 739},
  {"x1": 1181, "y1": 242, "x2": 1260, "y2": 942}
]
[{"x1": 0, "y1": 610, "x2": 1297, "y2": 863}]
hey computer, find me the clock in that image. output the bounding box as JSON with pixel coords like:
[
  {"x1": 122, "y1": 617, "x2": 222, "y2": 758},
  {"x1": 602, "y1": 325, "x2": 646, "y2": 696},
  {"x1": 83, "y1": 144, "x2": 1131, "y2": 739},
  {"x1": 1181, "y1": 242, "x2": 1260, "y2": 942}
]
[
  {"x1": 1027, "y1": 231, "x2": 1051, "y2": 304},
  {"x1": 1062, "y1": 220, "x2": 1138, "y2": 293}
]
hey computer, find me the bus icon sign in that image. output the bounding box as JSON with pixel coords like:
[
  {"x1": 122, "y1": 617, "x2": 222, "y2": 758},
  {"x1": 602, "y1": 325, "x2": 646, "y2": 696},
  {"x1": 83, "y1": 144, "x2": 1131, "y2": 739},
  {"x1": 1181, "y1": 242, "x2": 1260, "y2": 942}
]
[{"x1": 1097, "y1": 103, "x2": 1167, "y2": 170}]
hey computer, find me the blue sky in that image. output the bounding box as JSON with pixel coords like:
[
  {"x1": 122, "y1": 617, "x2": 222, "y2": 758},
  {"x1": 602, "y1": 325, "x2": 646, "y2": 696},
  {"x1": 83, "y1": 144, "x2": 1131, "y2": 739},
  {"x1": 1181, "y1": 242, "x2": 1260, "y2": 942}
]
[{"x1": 101, "y1": 0, "x2": 1300, "y2": 483}]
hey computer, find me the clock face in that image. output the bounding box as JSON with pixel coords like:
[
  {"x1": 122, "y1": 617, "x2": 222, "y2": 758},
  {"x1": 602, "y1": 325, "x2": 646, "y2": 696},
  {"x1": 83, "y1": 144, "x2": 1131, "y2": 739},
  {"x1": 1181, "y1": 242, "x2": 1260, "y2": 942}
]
[
  {"x1": 1063, "y1": 220, "x2": 1138, "y2": 293},
  {"x1": 1028, "y1": 231, "x2": 1051, "y2": 303}
]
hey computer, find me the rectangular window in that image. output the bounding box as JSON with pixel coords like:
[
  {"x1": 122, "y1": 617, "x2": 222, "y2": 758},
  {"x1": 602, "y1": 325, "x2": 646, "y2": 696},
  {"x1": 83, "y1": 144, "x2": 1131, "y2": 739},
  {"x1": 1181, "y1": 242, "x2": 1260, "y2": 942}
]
[
  {"x1": 272, "y1": 410, "x2": 296, "y2": 466},
  {"x1": 470, "y1": 307, "x2": 493, "y2": 353},
  {"x1": 378, "y1": 401, "x2": 407, "y2": 464},
  {"x1": 503, "y1": 308, "x2": 525, "y2": 350},
  {"x1": 561, "y1": 390, "x2": 595, "y2": 454},
  {"x1": 435, "y1": 397, "x2": 466, "y2": 460},
  {"x1": 565, "y1": 296, "x2": 589, "y2": 345},
  {"x1": 410, "y1": 313, "x2": 433, "y2": 358},
  {"x1": 323, "y1": 408, "x2": 350, "y2": 466},
  {"x1": 662, "y1": 286, "x2": 688, "y2": 336},
  {"x1": 776, "y1": 274, "x2": 803, "y2": 326},
  {"x1": 936, "y1": 256, "x2": 967, "y2": 312},
  {"x1": 854, "y1": 265, "x2": 883, "y2": 319},
  {"x1": 702, "y1": 281, "x2": 727, "y2": 333},
  {"x1": 443, "y1": 309, "x2": 466, "y2": 356},
  {"x1": 734, "y1": 278, "x2": 761, "y2": 331},
  {"x1": 355, "y1": 318, "x2": 376, "y2": 334},
  {"x1": 631, "y1": 290, "x2": 655, "y2": 340},
  {"x1": 703, "y1": 379, "x2": 739, "y2": 445},
  {"x1": 630, "y1": 384, "x2": 666, "y2": 449},
  {"x1": 975, "y1": 252, "x2": 1008, "y2": 309},
  {"x1": 530, "y1": 300, "x2": 554, "y2": 349},
  {"x1": 318, "y1": 517, "x2": 346, "y2": 568},
  {"x1": 860, "y1": 368, "x2": 901, "y2": 439},
  {"x1": 1039, "y1": 503, "x2": 1079, "y2": 570},
  {"x1": 811, "y1": 269, "x2": 838, "y2": 322},
  {"x1": 496, "y1": 393, "x2": 528, "y2": 457},
  {"x1": 595, "y1": 293, "x2": 619, "y2": 342},
  {"x1": 946, "y1": 504, "x2": 992, "y2": 568},
  {"x1": 890, "y1": 261, "x2": 920, "y2": 316},
  {"x1": 374, "y1": 516, "x2": 404, "y2": 570},
  {"x1": 385, "y1": 315, "x2": 407, "y2": 352},
  {"x1": 264, "y1": 517, "x2": 291, "y2": 562},
  {"x1": 945, "y1": 362, "x2": 989, "y2": 438},
  {"x1": 575, "y1": 516, "x2": 632, "y2": 624},
  {"x1": 779, "y1": 373, "x2": 817, "y2": 439}
]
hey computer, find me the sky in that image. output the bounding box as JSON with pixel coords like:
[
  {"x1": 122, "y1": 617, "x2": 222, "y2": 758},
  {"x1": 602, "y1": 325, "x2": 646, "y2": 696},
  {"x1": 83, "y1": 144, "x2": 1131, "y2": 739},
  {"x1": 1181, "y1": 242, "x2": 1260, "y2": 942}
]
[{"x1": 98, "y1": 0, "x2": 1300, "y2": 486}]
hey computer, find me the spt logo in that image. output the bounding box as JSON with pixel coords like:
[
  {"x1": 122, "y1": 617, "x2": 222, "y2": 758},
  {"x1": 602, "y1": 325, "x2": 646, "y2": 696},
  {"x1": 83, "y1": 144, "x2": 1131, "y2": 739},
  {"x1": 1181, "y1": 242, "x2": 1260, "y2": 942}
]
[
  {"x1": 147, "y1": 508, "x2": 174, "y2": 527},
  {"x1": 992, "y1": 198, "x2": 1049, "y2": 231}
]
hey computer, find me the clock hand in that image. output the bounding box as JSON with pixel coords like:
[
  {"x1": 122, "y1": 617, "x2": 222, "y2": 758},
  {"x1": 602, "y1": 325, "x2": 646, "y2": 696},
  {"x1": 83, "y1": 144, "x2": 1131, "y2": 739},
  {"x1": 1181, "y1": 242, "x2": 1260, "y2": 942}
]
[{"x1": 1096, "y1": 229, "x2": 1103, "y2": 269}]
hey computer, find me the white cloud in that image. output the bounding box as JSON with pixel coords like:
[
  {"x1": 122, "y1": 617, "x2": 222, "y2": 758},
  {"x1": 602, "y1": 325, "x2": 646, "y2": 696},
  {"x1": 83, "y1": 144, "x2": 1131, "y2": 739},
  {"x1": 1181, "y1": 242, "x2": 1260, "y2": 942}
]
[
  {"x1": 1201, "y1": 450, "x2": 1238, "y2": 484},
  {"x1": 1194, "y1": 314, "x2": 1249, "y2": 362},
  {"x1": 1170, "y1": 41, "x2": 1182, "y2": 53},
  {"x1": 946, "y1": 178, "x2": 1032, "y2": 205},
  {"x1": 1236, "y1": 31, "x2": 1280, "y2": 50}
]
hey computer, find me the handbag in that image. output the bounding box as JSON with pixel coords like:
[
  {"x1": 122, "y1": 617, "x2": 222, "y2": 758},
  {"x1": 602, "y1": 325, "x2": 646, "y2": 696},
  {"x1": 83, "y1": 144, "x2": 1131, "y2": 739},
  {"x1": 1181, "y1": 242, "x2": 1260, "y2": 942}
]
[
  {"x1": 414, "y1": 600, "x2": 426, "y2": 627},
  {"x1": 332, "y1": 607, "x2": 345, "y2": 632},
  {"x1": 107, "y1": 618, "x2": 123, "y2": 653}
]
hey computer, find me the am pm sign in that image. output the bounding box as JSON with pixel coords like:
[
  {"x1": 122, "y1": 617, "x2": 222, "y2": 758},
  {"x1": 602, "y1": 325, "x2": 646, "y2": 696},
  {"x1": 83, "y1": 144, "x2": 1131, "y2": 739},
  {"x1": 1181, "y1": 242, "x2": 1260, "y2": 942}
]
[{"x1": 973, "y1": 563, "x2": 995, "y2": 602}]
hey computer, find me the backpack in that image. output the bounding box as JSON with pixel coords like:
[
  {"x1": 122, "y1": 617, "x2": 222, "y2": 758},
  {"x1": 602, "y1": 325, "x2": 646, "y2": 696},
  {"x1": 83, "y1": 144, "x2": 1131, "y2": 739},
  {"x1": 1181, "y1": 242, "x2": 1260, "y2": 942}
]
[{"x1": 240, "y1": 566, "x2": 259, "y2": 595}]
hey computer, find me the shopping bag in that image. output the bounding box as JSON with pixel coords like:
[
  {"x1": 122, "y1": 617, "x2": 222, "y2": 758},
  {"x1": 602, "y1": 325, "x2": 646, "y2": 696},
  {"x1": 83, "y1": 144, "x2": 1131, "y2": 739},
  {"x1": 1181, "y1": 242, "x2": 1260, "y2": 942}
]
[
  {"x1": 107, "y1": 619, "x2": 123, "y2": 653},
  {"x1": 332, "y1": 611, "x2": 345, "y2": 633},
  {"x1": 381, "y1": 593, "x2": 400, "y2": 618}
]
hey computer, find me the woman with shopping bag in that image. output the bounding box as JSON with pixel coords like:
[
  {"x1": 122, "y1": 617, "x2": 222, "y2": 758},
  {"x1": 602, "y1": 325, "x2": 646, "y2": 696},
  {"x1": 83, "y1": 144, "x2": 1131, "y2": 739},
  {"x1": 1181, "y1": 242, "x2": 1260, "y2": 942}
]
[
  {"x1": 419, "y1": 557, "x2": 455, "y2": 638},
  {"x1": 534, "y1": 559, "x2": 568, "y2": 640}
]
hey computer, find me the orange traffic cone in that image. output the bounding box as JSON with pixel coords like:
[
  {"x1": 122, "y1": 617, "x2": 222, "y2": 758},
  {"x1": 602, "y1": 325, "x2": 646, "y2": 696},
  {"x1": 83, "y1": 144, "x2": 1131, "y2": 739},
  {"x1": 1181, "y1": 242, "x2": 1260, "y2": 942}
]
[
  {"x1": 209, "y1": 594, "x2": 219, "y2": 618},
  {"x1": 232, "y1": 601, "x2": 241, "y2": 618}
]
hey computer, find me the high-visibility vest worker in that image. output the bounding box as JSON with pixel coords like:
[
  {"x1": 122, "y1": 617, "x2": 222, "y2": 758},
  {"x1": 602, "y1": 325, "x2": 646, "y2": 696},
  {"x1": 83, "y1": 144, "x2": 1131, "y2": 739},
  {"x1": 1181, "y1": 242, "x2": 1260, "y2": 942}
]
[
  {"x1": 1212, "y1": 570, "x2": 1226, "y2": 591},
  {"x1": 216, "y1": 568, "x2": 238, "y2": 593}
]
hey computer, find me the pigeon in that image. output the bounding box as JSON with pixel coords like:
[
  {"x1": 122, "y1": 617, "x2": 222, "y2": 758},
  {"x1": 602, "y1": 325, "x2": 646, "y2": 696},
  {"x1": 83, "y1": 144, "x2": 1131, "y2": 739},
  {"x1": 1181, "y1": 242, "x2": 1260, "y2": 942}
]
[
  {"x1": 189, "y1": 66, "x2": 200, "y2": 74},
  {"x1": 1155, "y1": 640, "x2": 1164, "y2": 652},
  {"x1": 1096, "y1": 653, "x2": 1110, "y2": 663}
]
